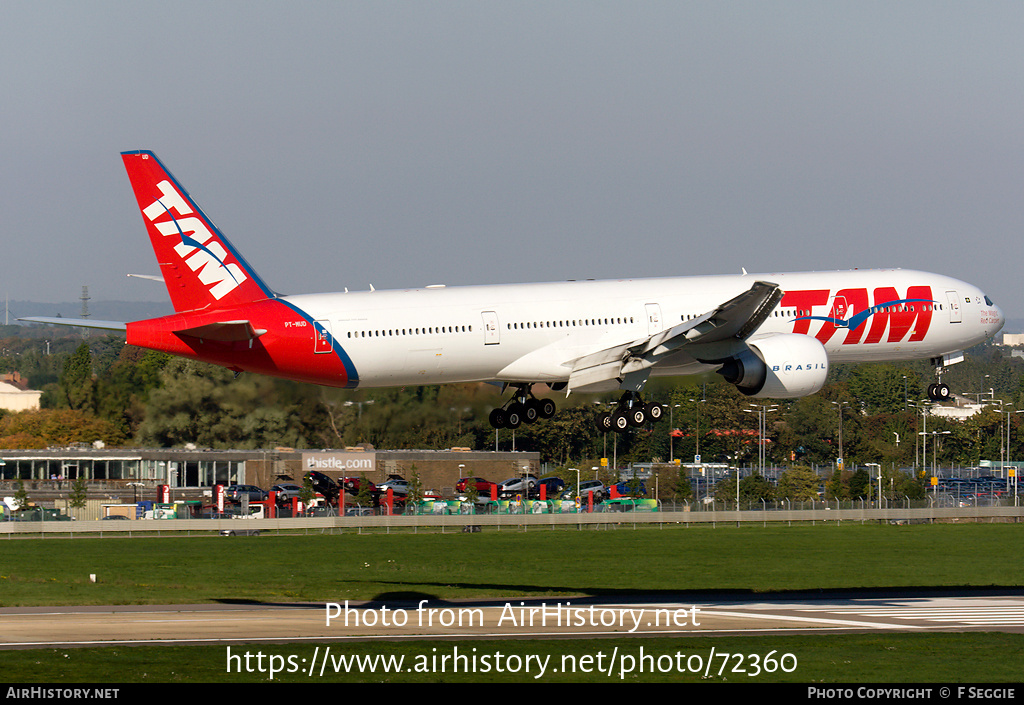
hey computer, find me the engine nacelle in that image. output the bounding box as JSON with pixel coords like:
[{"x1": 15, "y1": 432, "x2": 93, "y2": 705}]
[{"x1": 716, "y1": 334, "x2": 829, "y2": 398}]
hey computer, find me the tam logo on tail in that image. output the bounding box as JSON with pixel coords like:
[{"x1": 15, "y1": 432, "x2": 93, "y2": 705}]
[
  {"x1": 142, "y1": 179, "x2": 248, "y2": 301},
  {"x1": 122, "y1": 151, "x2": 273, "y2": 312}
]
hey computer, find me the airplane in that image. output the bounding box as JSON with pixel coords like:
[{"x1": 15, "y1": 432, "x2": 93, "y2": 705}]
[{"x1": 22, "y1": 150, "x2": 1006, "y2": 433}]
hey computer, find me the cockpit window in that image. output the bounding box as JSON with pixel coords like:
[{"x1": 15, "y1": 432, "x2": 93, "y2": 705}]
[{"x1": 984, "y1": 295, "x2": 994, "y2": 306}]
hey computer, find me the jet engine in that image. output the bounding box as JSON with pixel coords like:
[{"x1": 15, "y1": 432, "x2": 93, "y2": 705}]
[{"x1": 715, "y1": 334, "x2": 829, "y2": 398}]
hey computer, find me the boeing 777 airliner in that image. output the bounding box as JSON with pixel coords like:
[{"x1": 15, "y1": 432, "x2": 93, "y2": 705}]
[{"x1": 23, "y1": 151, "x2": 1005, "y2": 433}]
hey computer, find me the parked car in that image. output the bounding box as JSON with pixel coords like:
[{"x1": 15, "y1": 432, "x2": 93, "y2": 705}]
[
  {"x1": 498, "y1": 475, "x2": 538, "y2": 498},
  {"x1": 270, "y1": 483, "x2": 303, "y2": 501},
  {"x1": 224, "y1": 484, "x2": 268, "y2": 503},
  {"x1": 341, "y1": 476, "x2": 378, "y2": 495},
  {"x1": 305, "y1": 471, "x2": 340, "y2": 504},
  {"x1": 562, "y1": 480, "x2": 606, "y2": 502},
  {"x1": 529, "y1": 477, "x2": 566, "y2": 499},
  {"x1": 378, "y1": 478, "x2": 409, "y2": 496},
  {"x1": 610, "y1": 479, "x2": 647, "y2": 497},
  {"x1": 456, "y1": 477, "x2": 496, "y2": 495}
]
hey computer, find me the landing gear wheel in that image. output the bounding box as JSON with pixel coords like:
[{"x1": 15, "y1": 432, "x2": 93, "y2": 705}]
[
  {"x1": 538, "y1": 398, "x2": 557, "y2": 419},
  {"x1": 596, "y1": 412, "x2": 613, "y2": 434},
  {"x1": 612, "y1": 410, "x2": 630, "y2": 433},
  {"x1": 523, "y1": 399, "x2": 541, "y2": 424},
  {"x1": 628, "y1": 407, "x2": 647, "y2": 427},
  {"x1": 489, "y1": 408, "x2": 507, "y2": 429},
  {"x1": 933, "y1": 383, "x2": 950, "y2": 401},
  {"x1": 646, "y1": 402, "x2": 664, "y2": 422},
  {"x1": 506, "y1": 403, "x2": 524, "y2": 429}
]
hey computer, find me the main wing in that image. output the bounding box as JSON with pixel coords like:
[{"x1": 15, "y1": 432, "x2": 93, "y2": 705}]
[{"x1": 565, "y1": 280, "x2": 783, "y2": 393}]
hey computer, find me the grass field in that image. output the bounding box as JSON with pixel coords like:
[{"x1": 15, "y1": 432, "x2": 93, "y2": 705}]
[
  {"x1": 2, "y1": 523, "x2": 1022, "y2": 683},
  {"x1": 2, "y1": 523, "x2": 1023, "y2": 606}
]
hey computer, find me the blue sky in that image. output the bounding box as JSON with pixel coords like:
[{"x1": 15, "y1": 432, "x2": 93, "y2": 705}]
[{"x1": 3, "y1": 2, "x2": 1022, "y2": 320}]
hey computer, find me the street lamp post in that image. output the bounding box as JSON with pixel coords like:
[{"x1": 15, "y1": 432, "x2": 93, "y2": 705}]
[
  {"x1": 865, "y1": 463, "x2": 880, "y2": 506},
  {"x1": 689, "y1": 397, "x2": 706, "y2": 464},
  {"x1": 919, "y1": 430, "x2": 951, "y2": 479},
  {"x1": 907, "y1": 400, "x2": 930, "y2": 472},
  {"x1": 744, "y1": 403, "x2": 777, "y2": 476},
  {"x1": 831, "y1": 401, "x2": 849, "y2": 470}
]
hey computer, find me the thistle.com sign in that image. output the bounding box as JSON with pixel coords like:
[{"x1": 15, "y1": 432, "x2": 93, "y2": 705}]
[{"x1": 303, "y1": 452, "x2": 376, "y2": 475}]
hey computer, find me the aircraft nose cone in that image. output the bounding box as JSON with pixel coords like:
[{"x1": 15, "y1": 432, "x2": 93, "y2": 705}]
[{"x1": 991, "y1": 302, "x2": 1006, "y2": 337}]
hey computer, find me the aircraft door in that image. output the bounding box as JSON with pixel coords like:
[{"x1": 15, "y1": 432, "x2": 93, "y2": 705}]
[
  {"x1": 828, "y1": 295, "x2": 850, "y2": 327},
  {"x1": 314, "y1": 320, "x2": 333, "y2": 353},
  {"x1": 481, "y1": 311, "x2": 500, "y2": 345},
  {"x1": 645, "y1": 303, "x2": 663, "y2": 336},
  {"x1": 945, "y1": 291, "x2": 962, "y2": 323}
]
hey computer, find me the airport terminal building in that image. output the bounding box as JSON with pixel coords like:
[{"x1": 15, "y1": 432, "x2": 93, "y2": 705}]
[{"x1": 0, "y1": 446, "x2": 541, "y2": 498}]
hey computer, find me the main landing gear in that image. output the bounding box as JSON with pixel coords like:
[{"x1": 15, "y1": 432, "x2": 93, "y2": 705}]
[
  {"x1": 595, "y1": 392, "x2": 664, "y2": 434},
  {"x1": 488, "y1": 385, "x2": 557, "y2": 429}
]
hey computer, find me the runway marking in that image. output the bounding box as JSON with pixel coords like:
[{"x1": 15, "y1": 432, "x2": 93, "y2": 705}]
[
  {"x1": 698, "y1": 609, "x2": 920, "y2": 631},
  {"x1": 790, "y1": 598, "x2": 1024, "y2": 627}
]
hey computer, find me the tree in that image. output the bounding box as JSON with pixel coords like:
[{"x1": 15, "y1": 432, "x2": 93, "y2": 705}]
[
  {"x1": 69, "y1": 476, "x2": 89, "y2": 518},
  {"x1": 825, "y1": 468, "x2": 851, "y2": 501},
  {"x1": 13, "y1": 480, "x2": 29, "y2": 511},
  {"x1": 299, "y1": 474, "x2": 316, "y2": 508},
  {"x1": 0, "y1": 409, "x2": 128, "y2": 449},
  {"x1": 776, "y1": 466, "x2": 821, "y2": 501},
  {"x1": 463, "y1": 478, "x2": 479, "y2": 504},
  {"x1": 136, "y1": 358, "x2": 329, "y2": 448},
  {"x1": 672, "y1": 471, "x2": 693, "y2": 503},
  {"x1": 848, "y1": 468, "x2": 871, "y2": 499},
  {"x1": 354, "y1": 473, "x2": 374, "y2": 507},
  {"x1": 739, "y1": 472, "x2": 774, "y2": 504},
  {"x1": 406, "y1": 467, "x2": 424, "y2": 511},
  {"x1": 60, "y1": 343, "x2": 96, "y2": 412}
]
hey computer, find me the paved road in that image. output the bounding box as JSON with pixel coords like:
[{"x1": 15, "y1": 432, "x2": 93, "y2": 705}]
[{"x1": 4, "y1": 593, "x2": 1024, "y2": 648}]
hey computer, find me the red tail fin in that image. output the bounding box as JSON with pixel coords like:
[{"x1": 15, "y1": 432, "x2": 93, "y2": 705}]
[{"x1": 121, "y1": 150, "x2": 276, "y2": 313}]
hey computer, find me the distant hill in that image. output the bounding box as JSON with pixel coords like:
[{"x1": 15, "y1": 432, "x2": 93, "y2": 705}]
[{"x1": 6, "y1": 300, "x2": 174, "y2": 324}]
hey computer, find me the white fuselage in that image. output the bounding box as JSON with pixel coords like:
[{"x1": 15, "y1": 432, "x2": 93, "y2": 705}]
[{"x1": 282, "y1": 268, "x2": 1003, "y2": 390}]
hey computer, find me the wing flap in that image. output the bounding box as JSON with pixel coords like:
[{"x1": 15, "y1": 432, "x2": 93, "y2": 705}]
[{"x1": 566, "y1": 280, "x2": 781, "y2": 392}]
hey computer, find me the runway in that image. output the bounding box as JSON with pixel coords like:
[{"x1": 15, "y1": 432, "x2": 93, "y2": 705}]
[{"x1": 4, "y1": 593, "x2": 1024, "y2": 649}]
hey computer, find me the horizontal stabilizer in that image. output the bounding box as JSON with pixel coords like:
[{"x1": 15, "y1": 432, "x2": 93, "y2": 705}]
[
  {"x1": 19, "y1": 317, "x2": 127, "y2": 332},
  {"x1": 174, "y1": 320, "x2": 267, "y2": 343}
]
